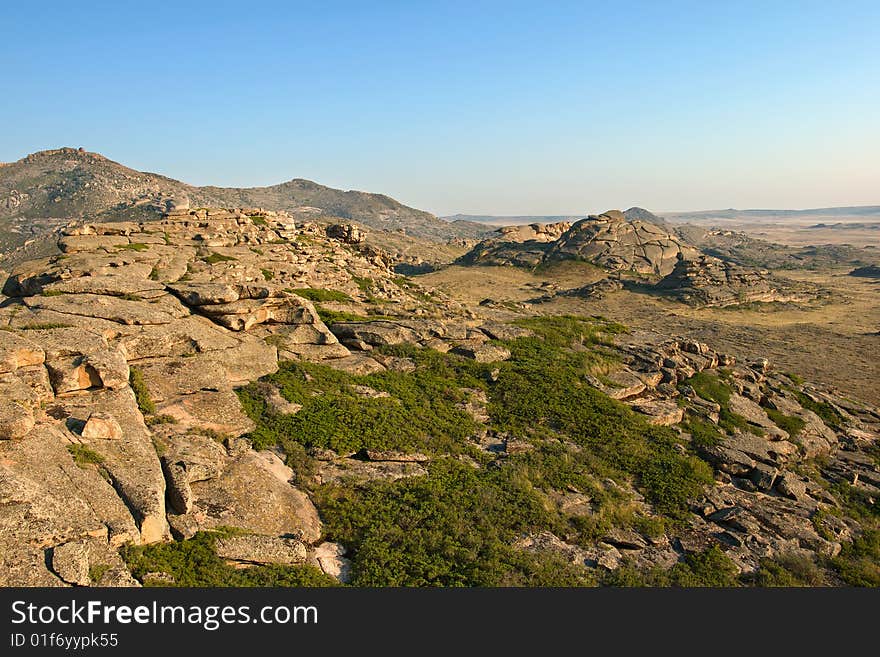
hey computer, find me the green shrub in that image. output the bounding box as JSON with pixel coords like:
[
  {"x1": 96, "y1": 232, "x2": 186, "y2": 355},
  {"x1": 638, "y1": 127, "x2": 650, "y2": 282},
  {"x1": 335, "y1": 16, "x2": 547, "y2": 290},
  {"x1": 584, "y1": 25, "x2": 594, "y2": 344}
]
[
  {"x1": 793, "y1": 390, "x2": 844, "y2": 428},
  {"x1": 685, "y1": 372, "x2": 763, "y2": 436},
  {"x1": 123, "y1": 530, "x2": 338, "y2": 587},
  {"x1": 317, "y1": 459, "x2": 592, "y2": 586},
  {"x1": 288, "y1": 288, "x2": 352, "y2": 303},
  {"x1": 201, "y1": 252, "x2": 237, "y2": 264},
  {"x1": 67, "y1": 444, "x2": 104, "y2": 466},
  {"x1": 129, "y1": 368, "x2": 156, "y2": 415},
  {"x1": 753, "y1": 553, "x2": 826, "y2": 586},
  {"x1": 831, "y1": 530, "x2": 880, "y2": 586},
  {"x1": 145, "y1": 414, "x2": 178, "y2": 427},
  {"x1": 682, "y1": 416, "x2": 724, "y2": 447},
  {"x1": 88, "y1": 564, "x2": 111, "y2": 584},
  {"x1": 315, "y1": 307, "x2": 371, "y2": 324},
  {"x1": 765, "y1": 408, "x2": 806, "y2": 439},
  {"x1": 604, "y1": 545, "x2": 739, "y2": 587},
  {"x1": 351, "y1": 275, "x2": 373, "y2": 293},
  {"x1": 260, "y1": 268, "x2": 274, "y2": 281},
  {"x1": 490, "y1": 320, "x2": 712, "y2": 515},
  {"x1": 237, "y1": 360, "x2": 480, "y2": 457}
]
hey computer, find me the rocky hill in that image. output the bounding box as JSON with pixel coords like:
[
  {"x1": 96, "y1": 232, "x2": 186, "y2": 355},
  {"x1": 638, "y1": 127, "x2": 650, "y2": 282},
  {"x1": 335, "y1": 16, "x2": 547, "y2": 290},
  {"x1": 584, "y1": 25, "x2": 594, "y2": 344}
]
[
  {"x1": 0, "y1": 148, "x2": 488, "y2": 253},
  {"x1": 655, "y1": 255, "x2": 815, "y2": 307},
  {"x1": 1, "y1": 206, "x2": 878, "y2": 588},
  {"x1": 674, "y1": 225, "x2": 875, "y2": 271},
  {"x1": 460, "y1": 210, "x2": 698, "y2": 275}
]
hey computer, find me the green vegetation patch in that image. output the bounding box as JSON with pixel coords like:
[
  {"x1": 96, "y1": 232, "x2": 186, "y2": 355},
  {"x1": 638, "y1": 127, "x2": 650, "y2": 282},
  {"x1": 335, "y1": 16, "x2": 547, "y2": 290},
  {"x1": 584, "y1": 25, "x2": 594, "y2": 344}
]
[
  {"x1": 238, "y1": 358, "x2": 482, "y2": 457},
  {"x1": 288, "y1": 287, "x2": 352, "y2": 303},
  {"x1": 318, "y1": 459, "x2": 593, "y2": 586},
  {"x1": 19, "y1": 323, "x2": 73, "y2": 330},
  {"x1": 201, "y1": 252, "x2": 237, "y2": 264},
  {"x1": 793, "y1": 390, "x2": 845, "y2": 428},
  {"x1": 604, "y1": 545, "x2": 740, "y2": 587},
  {"x1": 116, "y1": 243, "x2": 149, "y2": 251},
  {"x1": 260, "y1": 268, "x2": 274, "y2": 281},
  {"x1": 685, "y1": 371, "x2": 763, "y2": 436},
  {"x1": 67, "y1": 444, "x2": 104, "y2": 467},
  {"x1": 765, "y1": 408, "x2": 806, "y2": 439},
  {"x1": 831, "y1": 529, "x2": 880, "y2": 586},
  {"x1": 123, "y1": 530, "x2": 337, "y2": 587},
  {"x1": 681, "y1": 416, "x2": 724, "y2": 448},
  {"x1": 315, "y1": 307, "x2": 371, "y2": 324},
  {"x1": 129, "y1": 367, "x2": 156, "y2": 415}
]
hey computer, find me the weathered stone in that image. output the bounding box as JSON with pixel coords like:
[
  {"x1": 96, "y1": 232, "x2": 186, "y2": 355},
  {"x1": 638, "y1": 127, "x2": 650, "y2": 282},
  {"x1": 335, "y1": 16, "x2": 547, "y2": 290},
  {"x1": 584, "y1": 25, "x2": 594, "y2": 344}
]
[
  {"x1": 0, "y1": 399, "x2": 35, "y2": 439},
  {"x1": 0, "y1": 331, "x2": 45, "y2": 373},
  {"x1": 52, "y1": 541, "x2": 91, "y2": 586},
  {"x1": 627, "y1": 399, "x2": 684, "y2": 426},
  {"x1": 749, "y1": 463, "x2": 778, "y2": 491},
  {"x1": 311, "y1": 542, "x2": 352, "y2": 583},
  {"x1": 451, "y1": 343, "x2": 511, "y2": 363},
  {"x1": 215, "y1": 535, "x2": 308, "y2": 566},
  {"x1": 81, "y1": 413, "x2": 123, "y2": 440}
]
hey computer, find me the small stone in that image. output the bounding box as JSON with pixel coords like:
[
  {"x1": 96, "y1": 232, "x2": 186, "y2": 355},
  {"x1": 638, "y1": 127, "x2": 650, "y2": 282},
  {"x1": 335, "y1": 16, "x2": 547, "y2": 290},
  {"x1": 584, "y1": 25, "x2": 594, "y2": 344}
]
[{"x1": 81, "y1": 413, "x2": 123, "y2": 440}]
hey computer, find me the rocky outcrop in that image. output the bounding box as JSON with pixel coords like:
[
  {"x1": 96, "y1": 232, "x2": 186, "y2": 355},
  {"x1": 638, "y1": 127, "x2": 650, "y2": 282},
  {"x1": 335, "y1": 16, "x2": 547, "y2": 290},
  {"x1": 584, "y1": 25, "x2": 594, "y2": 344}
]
[
  {"x1": 546, "y1": 211, "x2": 699, "y2": 275},
  {"x1": 455, "y1": 222, "x2": 569, "y2": 268},
  {"x1": 849, "y1": 264, "x2": 880, "y2": 278},
  {"x1": 458, "y1": 210, "x2": 698, "y2": 275},
  {"x1": 0, "y1": 207, "x2": 449, "y2": 586},
  {"x1": 656, "y1": 254, "x2": 809, "y2": 307}
]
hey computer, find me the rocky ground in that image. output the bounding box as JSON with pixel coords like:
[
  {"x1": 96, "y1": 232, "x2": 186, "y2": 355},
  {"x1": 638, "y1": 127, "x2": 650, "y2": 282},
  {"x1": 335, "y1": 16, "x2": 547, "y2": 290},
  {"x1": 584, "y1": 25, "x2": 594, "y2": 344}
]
[{"x1": 1, "y1": 208, "x2": 878, "y2": 587}]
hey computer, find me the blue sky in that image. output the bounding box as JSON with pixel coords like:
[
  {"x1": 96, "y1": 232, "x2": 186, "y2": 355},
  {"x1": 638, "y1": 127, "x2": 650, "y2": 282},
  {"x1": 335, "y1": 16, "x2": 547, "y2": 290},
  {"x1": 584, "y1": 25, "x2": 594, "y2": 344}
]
[{"x1": 2, "y1": 1, "x2": 878, "y2": 215}]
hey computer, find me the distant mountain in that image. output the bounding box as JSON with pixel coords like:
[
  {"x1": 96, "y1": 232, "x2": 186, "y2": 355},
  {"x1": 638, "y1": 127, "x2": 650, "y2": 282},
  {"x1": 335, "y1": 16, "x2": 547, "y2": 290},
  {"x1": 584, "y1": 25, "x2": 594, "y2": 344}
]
[
  {"x1": 443, "y1": 207, "x2": 666, "y2": 228},
  {"x1": 663, "y1": 206, "x2": 880, "y2": 224},
  {"x1": 442, "y1": 214, "x2": 582, "y2": 226},
  {"x1": 0, "y1": 147, "x2": 489, "y2": 253}
]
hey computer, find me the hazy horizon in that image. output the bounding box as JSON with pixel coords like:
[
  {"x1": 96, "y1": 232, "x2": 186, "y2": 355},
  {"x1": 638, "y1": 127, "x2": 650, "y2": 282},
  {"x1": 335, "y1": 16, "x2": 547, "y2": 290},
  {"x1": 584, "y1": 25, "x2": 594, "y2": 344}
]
[{"x1": 2, "y1": 1, "x2": 878, "y2": 216}]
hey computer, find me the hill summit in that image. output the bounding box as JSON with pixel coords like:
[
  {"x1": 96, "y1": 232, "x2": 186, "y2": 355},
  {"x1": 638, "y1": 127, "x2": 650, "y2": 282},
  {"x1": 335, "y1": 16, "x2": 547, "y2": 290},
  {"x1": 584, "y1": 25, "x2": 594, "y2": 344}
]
[{"x1": 0, "y1": 147, "x2": 487, "y2": 252}]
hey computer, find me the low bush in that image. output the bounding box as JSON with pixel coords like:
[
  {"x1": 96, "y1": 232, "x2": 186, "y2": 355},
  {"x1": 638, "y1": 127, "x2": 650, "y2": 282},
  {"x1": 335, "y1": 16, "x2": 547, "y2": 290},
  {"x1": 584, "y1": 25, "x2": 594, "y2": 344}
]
[{"x1": 122, "y1": 530, "x2": 338, "y2": 587}]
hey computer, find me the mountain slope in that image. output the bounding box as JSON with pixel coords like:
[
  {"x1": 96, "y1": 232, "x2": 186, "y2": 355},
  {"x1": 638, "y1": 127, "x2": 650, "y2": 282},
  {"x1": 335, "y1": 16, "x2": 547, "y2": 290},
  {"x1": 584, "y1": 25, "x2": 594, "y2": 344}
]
[{"x1": 0, "y1": 148, "x2": 488, "y2": 252}]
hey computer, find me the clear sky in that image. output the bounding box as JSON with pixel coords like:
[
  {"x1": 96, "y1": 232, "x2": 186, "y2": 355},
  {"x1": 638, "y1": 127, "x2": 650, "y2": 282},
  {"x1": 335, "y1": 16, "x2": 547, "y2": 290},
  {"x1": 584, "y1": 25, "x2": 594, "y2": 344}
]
[{"x1": 2, "y1": 0, "x2": 878, "y2": 216}]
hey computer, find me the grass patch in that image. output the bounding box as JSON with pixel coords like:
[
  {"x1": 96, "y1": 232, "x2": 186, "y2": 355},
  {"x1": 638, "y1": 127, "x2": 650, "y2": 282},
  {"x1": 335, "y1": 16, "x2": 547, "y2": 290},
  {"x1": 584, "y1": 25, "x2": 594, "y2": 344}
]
[
  {"x1": 201, "y1": 252, "x2": 237, "y2": 264},
  {"x1": 685, "y1": 371, "x2": 762, "y2": 436},
  {"x1": 250, "y1": 216, "x2": 268, "y2": 226},
  {"x1": 116, "y1": 243, "x2": 149, "y2": 251},
  {"x1": 40, "y1": 289, "x2": 65, "y2": 296},
  {"x1": 19, "y1": 323, "x2": 73, "y2": 330},
  {"x1": 752, "y1": 553, "x2": 827, "y2": 586},
  {"x1": 149, "y1": 267, "x2": 160, "y2": 281},
  {"x1": 604, "y1": 545, "x2": 740, "y2": 587},
  {"x1": 129, "y1": 368, "x2": 156, "y2": 415},
  {"x1": 260, "y1": 268, "x2": 274, "y2": 281},
  {"x1": 315, "y1": 307, "x2": 371, "y2": 324},
  {"x1": 145, "y1": 414, "x2": 178, "y2": 427},
  {"x1": 122, "y1": 530, "x2": 338, "y2": 587},
  {"x1": 681, "y1": 416, "x2": 724, "y2": 448},
  {"x1": 249, "y1": 247, "x2": 264, "y2": 256},
  {"x1": 765, "y1": 408, "x2": 806, "y2": 439},
  {"x1": 238, "y1": 359, "x2": 482, "y2": 457},
  {"x1": 67, "y1": 444, "x2": 104, "y2": 467},
  {"x1": 318, "y1": 459, "x2": 593, "y2": 586},
  {"x1": 351, "y1": 275, "x2": 373, "y2": 293},
  {"x1": 831, "y1": 529, "x2": 880, "y2": 586},
  {"x1": 793, "y1": 390, "x2": 845, "y2": 428},
  {"x1": 288, "y1": 288, "x2": 352, "y2": 303},
  {"x1": 88, "y1": 564, "x2": 111, "y2": 584}
]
